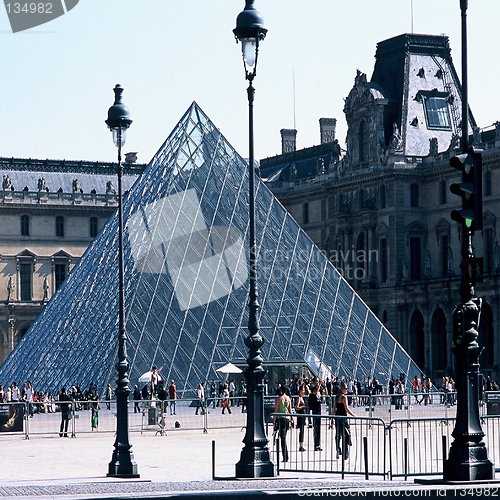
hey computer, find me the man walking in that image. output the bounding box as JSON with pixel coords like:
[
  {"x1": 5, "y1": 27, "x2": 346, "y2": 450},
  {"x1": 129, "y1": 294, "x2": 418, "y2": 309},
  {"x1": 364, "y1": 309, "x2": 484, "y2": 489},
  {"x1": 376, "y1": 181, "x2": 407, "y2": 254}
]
[
  {"x1": 168, "y1": 380, "x2": 177, "y2": 415},
  {"x1": 309, "y1": 385, "x2": 322, "y2": 451}
]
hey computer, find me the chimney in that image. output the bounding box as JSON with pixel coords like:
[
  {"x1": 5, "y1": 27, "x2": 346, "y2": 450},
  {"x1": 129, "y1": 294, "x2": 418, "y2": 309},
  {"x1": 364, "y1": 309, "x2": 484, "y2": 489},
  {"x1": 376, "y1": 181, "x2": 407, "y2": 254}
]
[
  {"x1": 124, "y1": 152, "x2": 138, "y2": 164},
  {"x1": 280, "y1": 129, "x2": 297, "y2": 154},
  {"x1": 319, "y1": 118, "x2": 336, "y2": 144}
]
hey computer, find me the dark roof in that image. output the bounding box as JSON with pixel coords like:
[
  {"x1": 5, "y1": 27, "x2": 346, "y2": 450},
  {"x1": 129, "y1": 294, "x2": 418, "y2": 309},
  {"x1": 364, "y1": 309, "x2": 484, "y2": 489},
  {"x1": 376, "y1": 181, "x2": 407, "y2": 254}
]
[{"x1": 260, "y1": 143, "x2": 340, "y2": 182}]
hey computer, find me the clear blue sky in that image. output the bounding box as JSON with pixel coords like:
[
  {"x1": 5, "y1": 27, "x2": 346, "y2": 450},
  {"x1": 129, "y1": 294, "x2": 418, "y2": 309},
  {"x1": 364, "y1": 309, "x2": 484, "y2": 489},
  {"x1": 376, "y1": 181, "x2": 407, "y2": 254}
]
[{"x1": 0, "y1": 0, "x2": 498, "y2": 165}]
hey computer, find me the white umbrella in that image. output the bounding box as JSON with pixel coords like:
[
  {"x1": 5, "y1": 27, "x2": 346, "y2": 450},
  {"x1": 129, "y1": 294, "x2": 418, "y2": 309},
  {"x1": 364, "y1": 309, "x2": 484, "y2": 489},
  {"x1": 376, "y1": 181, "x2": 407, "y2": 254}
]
[
  {"x1": 138, "y1": 371, "x2": 162, "y2": 383},
  {"x1": 216, "y1": 362, "x2": 243, "y2": 374}
]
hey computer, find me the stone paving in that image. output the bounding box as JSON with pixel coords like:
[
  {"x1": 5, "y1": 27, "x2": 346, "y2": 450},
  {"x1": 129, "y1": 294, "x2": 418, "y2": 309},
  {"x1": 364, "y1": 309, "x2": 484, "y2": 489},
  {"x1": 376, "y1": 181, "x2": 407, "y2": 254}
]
[{"x1": 0, "y1": 424, "x2": 498, "y2": 499}]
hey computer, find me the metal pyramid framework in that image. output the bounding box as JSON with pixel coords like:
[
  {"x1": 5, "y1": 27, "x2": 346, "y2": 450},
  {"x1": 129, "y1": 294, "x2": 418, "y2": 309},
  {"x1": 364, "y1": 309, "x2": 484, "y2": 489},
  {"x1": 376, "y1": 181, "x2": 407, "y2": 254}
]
[{"x1": 0, "y1": 102, "x2": 421, "y2": 396}]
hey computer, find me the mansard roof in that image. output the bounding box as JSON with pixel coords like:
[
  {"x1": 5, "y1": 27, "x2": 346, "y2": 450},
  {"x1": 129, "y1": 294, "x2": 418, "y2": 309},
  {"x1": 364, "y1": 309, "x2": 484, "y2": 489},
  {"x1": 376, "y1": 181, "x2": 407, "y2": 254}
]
[{"x1": 0, "y1": 157, "x2": 146, "y2": 195}]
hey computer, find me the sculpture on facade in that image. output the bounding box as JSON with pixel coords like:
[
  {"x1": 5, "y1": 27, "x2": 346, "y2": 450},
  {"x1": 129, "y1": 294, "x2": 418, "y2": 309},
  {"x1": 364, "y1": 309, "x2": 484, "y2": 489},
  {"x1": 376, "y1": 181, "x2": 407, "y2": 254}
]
[
  {"x1": 37, "y1": 177, "x2": 48, "y2": 192},
  {"x1": 106, "y1": 181, "x2": 116, "y2": 195},
  {"x1": 429, "y1": 138, "x2": 438, "y2": 156},
  {"x1": 2, "y1": 175, "x2": 13, "y2": 191},
  {"x1": 43, "y1": 278, "x2": 49, "y2": 301},
  {"x1": 424, "y1": 250, "x2": 432, "y2": 278},
  {"x1": 6, "y1": 277, "x2": 14, "y2": 301},
  {"x1": 72, "y1": 179, "x2": 83, "y2": 193}
]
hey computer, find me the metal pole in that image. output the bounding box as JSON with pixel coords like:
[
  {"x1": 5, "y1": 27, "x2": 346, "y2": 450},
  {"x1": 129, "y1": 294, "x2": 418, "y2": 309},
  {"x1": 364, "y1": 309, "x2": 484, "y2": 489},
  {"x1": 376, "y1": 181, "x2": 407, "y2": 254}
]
[
  {"x1": 443, "y1": 0, "x2": 494, "y2": 481},
  {"x1": 235, "y1": 79, "x2": 275, "y2": 478},
  {"x1": 107, "y1": 129, "x2": 139, "y2": 478}
]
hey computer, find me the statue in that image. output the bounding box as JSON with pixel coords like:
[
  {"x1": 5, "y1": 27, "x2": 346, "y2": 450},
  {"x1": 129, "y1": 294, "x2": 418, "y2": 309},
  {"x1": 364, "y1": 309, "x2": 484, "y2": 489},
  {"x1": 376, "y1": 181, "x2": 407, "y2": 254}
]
[
  {"x1": 494, "y1": 241, "x2": 500, "y2": 271},
  {"x1": 43, "y1": 277, "x2": 49, "y2": 301},
  {"x1": 37, "y1": 177, "x2": 48, "y2": 192},
  {"x1": 424, "y1": 250, "x2": 432, "y2": 278},
  {"x1": 72, "y1": 179, "x2": 82, "y2": 193},
  {"x1": 3, "y1": 175, "x2": 13, "y2": 191},
  {"x1": 106, "y1": 181, "x2": 116, "y2": 195},
  {"x1": 7, "y1": 277, "x2": 14, "y2": 301},
  {"x1": 447, "y1": 246, "x2": 454, "y2": 275}
]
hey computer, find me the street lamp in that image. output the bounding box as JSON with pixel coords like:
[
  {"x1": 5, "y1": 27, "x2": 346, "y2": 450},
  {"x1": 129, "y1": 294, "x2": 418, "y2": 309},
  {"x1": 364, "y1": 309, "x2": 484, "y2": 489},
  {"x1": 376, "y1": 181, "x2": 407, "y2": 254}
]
[
  {"x1": 233, "y1": 0, "x2": 275, "y2": 479},
  {"x1": 105, "y1": 84, "x2": 139, "y2": 478}
]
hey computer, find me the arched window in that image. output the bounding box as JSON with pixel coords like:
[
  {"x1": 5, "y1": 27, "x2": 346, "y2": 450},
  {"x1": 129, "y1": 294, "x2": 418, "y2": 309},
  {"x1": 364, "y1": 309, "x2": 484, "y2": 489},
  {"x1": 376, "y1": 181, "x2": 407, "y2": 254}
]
[
  {"x1": 431, "y1": 308, "x2": 448, "y2": 378},
  {"x1": 358, "y1": 120, "x2": 368, "y2": 163},
  {"x1": 409, "y1": 310, "x2": 425, "y2": 369}
]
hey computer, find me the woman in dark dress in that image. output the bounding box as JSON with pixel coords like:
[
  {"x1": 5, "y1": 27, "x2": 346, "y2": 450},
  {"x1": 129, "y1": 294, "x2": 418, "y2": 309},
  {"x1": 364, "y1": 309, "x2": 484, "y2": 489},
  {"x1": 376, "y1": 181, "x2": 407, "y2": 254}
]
[{"x1": 333, "y1": 382, "x2": 355, "y2": 460}]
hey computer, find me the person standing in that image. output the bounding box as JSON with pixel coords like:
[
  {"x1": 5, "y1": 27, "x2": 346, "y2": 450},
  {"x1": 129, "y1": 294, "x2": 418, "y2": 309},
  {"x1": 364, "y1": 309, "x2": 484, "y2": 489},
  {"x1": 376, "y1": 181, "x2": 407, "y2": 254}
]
[
  {"x1": 195, "y1": 382, "x2": 205, "y2": 415},
  {"x1": 295, "y1": 387, "x2": 307, "y2": 452},
  {"x1": 89, "y1": 388, "x2": 99, "y2": 431},
  {"x1": 274, "y1": 384, "x2": 292, "y2": 462},
  {"x1": 105, "y1": 383, "x2": 113, "y2": 410},
  {"x1": 58, "y1": 388, "x2": 71, "y2": 437},
  {"x1": 333, "y1": 383, "x2": 356, "y2": 460},
  {"x1": 168, "y1": 380, "x2": 177, "y2": 415},
  {"x1": 309, "y1": 385, "x2": 322, "y2": 451},
  {"x1": 133, "y1": 385, "x2": 141, "y2": 413},
  {"x1": 221, "y1": 383, "x2": 232, "y2": 414}
]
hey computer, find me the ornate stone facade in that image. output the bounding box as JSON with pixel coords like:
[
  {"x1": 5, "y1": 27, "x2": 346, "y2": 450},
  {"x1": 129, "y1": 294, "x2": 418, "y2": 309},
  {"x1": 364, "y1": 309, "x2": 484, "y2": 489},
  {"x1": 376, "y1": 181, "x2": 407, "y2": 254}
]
[
  {"x1": 260, "y1": 34, "x2": 500, "y2": 382},
  {"x1": 0, "y1": 157, "x2": 144, "y2": 363}
]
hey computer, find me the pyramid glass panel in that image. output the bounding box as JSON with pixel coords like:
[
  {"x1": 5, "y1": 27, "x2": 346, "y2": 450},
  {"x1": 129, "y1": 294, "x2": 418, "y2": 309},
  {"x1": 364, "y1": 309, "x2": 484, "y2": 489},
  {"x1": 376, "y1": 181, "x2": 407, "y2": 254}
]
[{"x1": 0, "y1": 102, "x2": 422, "y2": 396}]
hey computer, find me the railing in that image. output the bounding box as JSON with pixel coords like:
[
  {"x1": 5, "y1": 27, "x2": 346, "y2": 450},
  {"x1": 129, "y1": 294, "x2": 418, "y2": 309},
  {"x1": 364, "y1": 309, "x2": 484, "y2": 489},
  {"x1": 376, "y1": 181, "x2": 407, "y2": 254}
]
[
  {"x1": 270, "y1": 413, "x2": 387, "y2": 478},
  {"x1": 4, "y1": 394, "x2": 500, "y2": 480}
]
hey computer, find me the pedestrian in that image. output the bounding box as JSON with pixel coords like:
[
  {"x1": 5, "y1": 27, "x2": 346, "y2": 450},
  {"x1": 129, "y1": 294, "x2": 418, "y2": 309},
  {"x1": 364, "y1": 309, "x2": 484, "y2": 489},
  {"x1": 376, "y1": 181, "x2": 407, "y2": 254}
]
[
  {"x1": 58, "y1": 387, "x2": 71, "y2": 437},
  {"x1": 168, "y1": 380, "x2": 177, "y2": 415},
  {"x1": 89, "y1": 388, "x2": 99, "y2": 431},
  {"x1": 133, "y1": 385, "x2": 141, "y2": 413},
  {"x1": 157, "y1": 382, "x2": 168, "y2": 421},
  {"x1": 210, "y1": 382, "x2": 217, "y2": 409},
  {"x1": 333, "y1": 383, "x2": 355, "y2": 460},
  {"x1": 195, "y1": 382, "x2": 205, "y2": 415},
  {"x1": 221, "y1": 383, "x2": 232, "y2": 414},
  {"x1": 105, "y1": 383, "x2": 113, "y2": 410},
  {"x1": 309, "y1": 385, "x2": 322, "y2": 451},
  {"x1": 141, "y1": 384, "x2": 149, "y2": 401},
  {"x1": 295, "y1": 387, "x2": 307, "y2": 451},
  {"x1": 274, "y1": 384, "x2": 291, "y2": 462}
]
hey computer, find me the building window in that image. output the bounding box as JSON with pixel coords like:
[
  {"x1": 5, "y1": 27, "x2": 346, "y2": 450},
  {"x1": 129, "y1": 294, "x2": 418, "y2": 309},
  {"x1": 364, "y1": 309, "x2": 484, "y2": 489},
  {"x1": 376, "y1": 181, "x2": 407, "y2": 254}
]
[
  {"x1": 410, "y1": 237, "x2": 421, "y2": 280},
  {"x1": 303, "y1": 203, "x2": 309, "y2": 224},
  {"x1": 410, "y1": 183, "x2": 419, "y2": 208},
  {"x1": 90, "y1": 217, "x2": 98, "y2": 238},
  {"x1": 485, "y1": 170, "x2": 492, "y2": 197},
  {"x1": 440, "y1": 235, "x2": 449, "y2": 277},
  {"x1": 439, "y1": 180, "x2": 447, "y2": 205},
  {"x1": 358, "y1": 120, "x2": 368, "y2": 162},
  {"x1": 21, "y1": 215, "x2": 30, "y2": 236},
  {"x1": 380, "y1": 185, "x2": 386, "y2": 209},
  {"x1": 54, "y1": 262, "x2": 68, "y2": 291},
  {"x1": 56, "y1": 216, "x2": 65, "y2": 237},
  {"x1": 423, "y1": 96, "x2": 452, "y2": 130},
  {"x1": 19, "y1": 262, "x2": 32, "y2": 300},
  {"x1": 380, "y1": 238, "x2": 388, "y2": 283},
  {"x1": 485, "y1": 229, "x2": 494, "y2": 274}
]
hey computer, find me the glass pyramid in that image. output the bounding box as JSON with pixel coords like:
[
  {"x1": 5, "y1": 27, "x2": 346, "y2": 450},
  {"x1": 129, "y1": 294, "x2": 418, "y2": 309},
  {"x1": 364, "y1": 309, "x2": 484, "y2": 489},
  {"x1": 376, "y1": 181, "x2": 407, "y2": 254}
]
[{"x1": 0, "y1": 103, "x2": 421, "y2": 396}]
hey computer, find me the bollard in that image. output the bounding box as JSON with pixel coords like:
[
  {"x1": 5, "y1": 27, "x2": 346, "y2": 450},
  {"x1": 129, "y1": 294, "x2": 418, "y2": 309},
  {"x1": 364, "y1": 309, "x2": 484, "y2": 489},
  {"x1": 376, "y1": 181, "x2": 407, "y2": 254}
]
[
  {"x1": 363, "y1": 436, "x2": 369, "y2": 480},
  {"x1": 212, "y1": 440, "x2": 215, "y2": 480},
  {"x1": 404, "y1": 437, "x2": 408, "y2": 481},
  {"x1": 442, "y1": 434, "x2": 447, "y2": 469}
]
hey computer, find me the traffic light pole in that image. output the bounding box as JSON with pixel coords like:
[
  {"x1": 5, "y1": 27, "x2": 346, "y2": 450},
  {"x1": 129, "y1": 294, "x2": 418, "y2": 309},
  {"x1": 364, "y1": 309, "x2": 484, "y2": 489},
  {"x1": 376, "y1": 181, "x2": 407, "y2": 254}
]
[{"x1": 443, "y1": 0, "x2": 494, "y2": 482}]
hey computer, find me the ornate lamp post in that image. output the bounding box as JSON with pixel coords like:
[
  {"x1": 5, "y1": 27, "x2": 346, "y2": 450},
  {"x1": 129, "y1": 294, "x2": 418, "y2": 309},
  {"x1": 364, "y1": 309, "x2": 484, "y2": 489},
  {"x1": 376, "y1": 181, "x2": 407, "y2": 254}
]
[
  {"x1": 105, "y1": 84, "x2": 139, "y2": 478},
  {"x1": 443, "y1": 0, "x2": 494, "y2": 481},
  {"x1": 233, "y1": 0, "x2": 275, "y2": 478}
]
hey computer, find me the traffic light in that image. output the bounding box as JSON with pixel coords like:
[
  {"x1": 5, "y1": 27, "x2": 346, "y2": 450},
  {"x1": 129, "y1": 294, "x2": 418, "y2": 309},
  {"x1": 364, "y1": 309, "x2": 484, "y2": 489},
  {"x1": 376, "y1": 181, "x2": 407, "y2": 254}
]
[{"x1": 449, "y1": 148, "x2": 483, "y2": 231}]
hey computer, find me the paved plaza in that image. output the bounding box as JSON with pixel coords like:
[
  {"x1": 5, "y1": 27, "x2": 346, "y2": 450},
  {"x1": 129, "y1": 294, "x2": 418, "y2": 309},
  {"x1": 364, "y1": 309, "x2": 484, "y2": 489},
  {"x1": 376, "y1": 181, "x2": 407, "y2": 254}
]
[{"x1": 0, "y1": 405, "x2": 499, "y2": 500}]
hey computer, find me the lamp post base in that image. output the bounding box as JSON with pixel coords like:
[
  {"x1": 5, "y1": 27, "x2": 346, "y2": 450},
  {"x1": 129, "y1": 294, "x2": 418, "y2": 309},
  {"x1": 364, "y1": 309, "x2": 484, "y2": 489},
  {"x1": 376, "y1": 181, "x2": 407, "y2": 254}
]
[
  {"x1": 107, "y1": 445, "x2": 140, "y2": 478},
  {"x1": 235, "y1": 448, "x2": 276, "y2": 478},
  {"x1": 443, "y1": 442, "x2": 494, "y2": 481}
]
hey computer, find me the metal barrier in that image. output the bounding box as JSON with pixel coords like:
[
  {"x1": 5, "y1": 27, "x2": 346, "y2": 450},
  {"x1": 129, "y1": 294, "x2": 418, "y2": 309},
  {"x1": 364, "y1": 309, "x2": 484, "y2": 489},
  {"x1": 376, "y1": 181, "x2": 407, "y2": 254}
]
[
  {"x1": 271, "y1": 413, "x2": 387, "y2": 478},
  {"x1": 6, "y1": 396, "x2": 500, "y2": 481}
]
